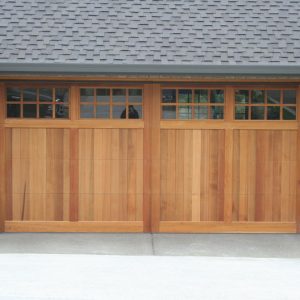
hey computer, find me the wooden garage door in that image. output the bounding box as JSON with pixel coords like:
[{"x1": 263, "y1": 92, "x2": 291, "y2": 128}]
[
  {"x1": 155, "y1": 86, "x2": 299, "y2": 233},
  {"x1": 1, "y1": 84, "x2": 144, "y2": 232},
  {"x1": 0, "y1": 82, "x2": 299, "y2": 233}
]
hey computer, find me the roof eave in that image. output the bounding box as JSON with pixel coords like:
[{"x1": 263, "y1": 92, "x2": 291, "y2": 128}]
[{"x1": 0, "y1": 63, "x2": 300, "y2": 76}]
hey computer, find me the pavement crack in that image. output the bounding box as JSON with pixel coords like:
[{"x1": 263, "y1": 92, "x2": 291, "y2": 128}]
[{"x1": 151, "y1": 233, "x2": 156, "y2": 256}]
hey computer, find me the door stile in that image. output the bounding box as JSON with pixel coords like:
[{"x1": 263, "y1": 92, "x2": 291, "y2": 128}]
[
  {"x1": 296, "y1": 85, "x2": 300, "y2": 233},
  {"x1": 224, "y1": 86, "x2": 234, "y2": 223},
  {"x1": 0, "y1": 83, "x2": 5, "y2": 231},
  {"x1": 143, "y1": 83, "x2": 161, "y2": 232}
]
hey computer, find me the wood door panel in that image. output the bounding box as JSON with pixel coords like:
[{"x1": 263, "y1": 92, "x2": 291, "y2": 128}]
[
  {"x1": 160, "y1": 129, "x2": 225, "y2": 222},
  {"x1": 8, "y1": 128, "x2": 70, "y2": 221},
  {"x1": 232, "y1": 130, "x2": 297, "y2": 222},
  {"x1": 77, "y1": 129, "x2": 143, "y2": 222}
]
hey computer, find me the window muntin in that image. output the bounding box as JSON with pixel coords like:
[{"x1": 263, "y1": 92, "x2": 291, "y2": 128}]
[
  {"x1": 6, "y1": 87, "x2": 69, "y2": 119},
  {"x1": 161, "y1": 88, "x2": 224, "y2": 120},
  {"x1": 235, "y1": 89, "x2": 297, "y2": 120},
  {"x1": 80, "y1": 88, "x2": 143, "y2": 119}
]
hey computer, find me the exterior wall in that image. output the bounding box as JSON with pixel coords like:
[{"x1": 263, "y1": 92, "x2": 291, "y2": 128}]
[{"x1": 0, "y1": 80, "x2": 299, "y2": 233}]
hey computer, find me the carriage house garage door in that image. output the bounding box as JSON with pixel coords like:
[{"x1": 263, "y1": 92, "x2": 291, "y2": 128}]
[{"x1": 0, "y1": 82, "x2": 299, "y2": 233}]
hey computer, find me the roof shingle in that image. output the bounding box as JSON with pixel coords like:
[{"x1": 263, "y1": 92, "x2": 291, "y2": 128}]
[{"x1": 0, "y1": 0, "x2": 299, "y2": 66}]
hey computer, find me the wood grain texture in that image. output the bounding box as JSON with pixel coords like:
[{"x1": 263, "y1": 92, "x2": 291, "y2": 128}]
[
  {"x1": 4, "y1": 119, "x2": 144, "y2": 129},
  {"x1": 0, "y1": 127, "x2": 5, "y2": 231},
  {"x1": 160, "y1": 129, "x2": 225, "y2": 222},
  {"x1": 5, "y1": 128, "x2": 12, "y2": 220},
  {"x1": 150, "y1": 84, "x2": 161, "y2": 232},
  {"x1": 77, "y1": 129, "x2": 143, "y2": 222},
  {"x1": 296, "y1": 86, "x2": 300, "y2": 233},
  {"x1": 159, "y1": 221, "x2": 296, "y2": 233},
  {"x1": 70, "y1": 128, "x2": 79, "y2": 221},
  {"x1": 2, "y1": 82, "x2": 299, "y2": 233},
  {"x1": 8, "y1": 128, "x2": 70, "y2": 221},
  {"x1": 0, "y1": 83, "x2": 5, "y2": 231},
  {"x1": 232, "y1": 130, "x2": 297, "y2": 223},
  {"x1": 224, "y1": 129, "x2": 233, "y2": 223},
  {"x1": 5, "y1": 221, "x2": 143, "y2": 232},
  {"x1": 160, "y1": 120, "x2": 297, "y2": 130},
  {"x1": 142, "y1": 84, "x2": 152, "y2": 231}
]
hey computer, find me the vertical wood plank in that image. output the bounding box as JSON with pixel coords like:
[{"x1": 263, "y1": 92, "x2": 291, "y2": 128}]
[
  {"x1": 200, "y1": 130, "x2": 208, "y2": 221},
  {"x1": 175, "y1": 130, "x2": 184, "y2": 220},
  {"x1": 296, "y1": 86, "x2": 300, "y2": 232},
  {"x1": 0, "y1": 83, "x2": 5, "y2": 231},
  {"x1": 70, "y1": 128, "x2": 79, "y2": 221},
  {"x1": 272, "y1": 131, "x2": 282, "y2": 222},
  {"x1": 224, "y1": 129, "x2": 234, "y2": 223},
  {"x1": 150, "y1": 84, "x2": 161, "y2": 232},
  {"x1": 143, "y1": 84, "x2": 152, "y2": 231},
  {"x1": 255, "y1": 131, "x2": 266, "y2": 221},
  {"x1": 0, "y1": 127, "x2": 5, "y2": 231},
  {"x1": 192, "y1": 130, "x2": 201, "y2": 221},
  {"x1": 5, "y1": 128, "x2": 12, "y2": 220},
  {"x1": 217, "y1": 130, "x2": 225, "y2": 221},
  {"x1": 238, "y1": 130, "x2": 248, "y2": 221},
  {"x1": 247, "y1": 130, "x2": 256, "y2": 221},
  {"x1": 224, "y1": 87, "x2": 234, "y2": 223}
]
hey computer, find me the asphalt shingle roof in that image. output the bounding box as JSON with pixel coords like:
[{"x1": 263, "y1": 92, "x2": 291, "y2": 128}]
[{"x1": 0, "y1": 0, "x2": 300, "y2": 66}]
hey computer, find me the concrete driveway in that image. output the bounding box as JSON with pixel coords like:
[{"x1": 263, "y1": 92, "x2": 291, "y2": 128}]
[
  {"x1": 0, "y1": 233, "x2": 300, "y2": 300},
  {"x1": 0, "y1": 233, "x2": 300, "y2": 257}
]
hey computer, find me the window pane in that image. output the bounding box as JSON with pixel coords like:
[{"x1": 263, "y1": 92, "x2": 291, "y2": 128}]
[
  {"x1": 194, "y1": 90, "x2": 208, "y2": 103},
  {"x1": 7, "y1": 104, "x2": 20, "y2": 118},
  {"x1": 235, "y1": 106, "x2": 249, "y2": 119},
  {"x1": 55, "y1": 88, "x2": 69, "y2": 103},
  {"x1": 283, "y1": 107, "x2": 296, "y2": 120},
  {"x1": 39, "y1": 88, "x2": 53, "y2": 102},
  {"x1": 80, "y1": 105, "x2": 94, "y2": 118},
  {"x1": 162, "y1": 106, "x2": 176, "y2": 119},
  {"x1": 162, "y1": 89, "x2": 176, "y2": 103},
  {"x1": 211, "y1": 106, "x2": 224, "y2": 119},
  {"x1": 23, "y1": 88, "x2": 37, "y2": 102},
  {"x1": 267, "y1": 106, "x2": 280, "y2": 120},
  {"x1": 55, "y1": 104, "x2": 69, "y2": 119},
  {"x1": 235, "y1": 90, "x2": 249, "y2": 104},
  {"x1": 39, "y1": 104, "x2": 53, "y2": 118},
  {"x1": 96, "y1": 105, "x2": 110, "y2": 118},
  {"x1": 210, "y1": 90, "x2": 224, "y2": 103},
  {"x1": 112, "y1": 89, "x2": 126, "y2": 103},
  {"x1": 80, "y1": 88, "x2": 94, "y2": 102},
  {"x1": 96, "y1": 89, "x2": 110, "y2": 103},
  {"x1": 178, "y1": 106, "x2": 192, "y2": 119},
  {"x1": 128, "y1": 105, "x2": 141, "y2": 119},
  {"x1": 267, "y1": 90, "x2": 280, "y2": 104},
  {"x1": 251, "y1": 90, "x2": 264, "y2": 104},
  {"x1": 23, "y1": 104, "x2": 37, "y2": 118},
  {"x1": 251, "y1": 106, "x2": 265, "y2": 120},
  {"x1": 7, "y1": 87, "x2": 21, "y2": 102},
  {"x1": 129, "y1": 89, "x2": 143, "y2": 103},
  {"x1": 179, "y1": 89, "x2": 192, "y2": 103},
  {"x1": 283, "y1": 90, "x2": 296, "y2": 104},
  {"x1": 194, "y1": 106, "x2": 208, "y2": 119},
  {"x1": 113, "y1": 105, "x2": 126, "y2": 119},
  {"x1": 131, "y1": 105, "x2": 142, "y2": 119}
]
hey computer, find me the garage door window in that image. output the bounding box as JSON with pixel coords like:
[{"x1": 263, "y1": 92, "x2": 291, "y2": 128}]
[
  {"x1": 161, "y1": 89, "x2": 224, "y2": 120},
  {"x1": 80, "y1": 88, "x2": 143, "y2": 119},
  {"x1": 235, "y1": 89, "x2": 297, "y2": 120},
  {"x1": 6, "y1": 87, "x2": 69, "y2": 119}
]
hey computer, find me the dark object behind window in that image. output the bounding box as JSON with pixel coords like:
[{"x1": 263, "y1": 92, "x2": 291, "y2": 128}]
[{"x1": 120, "y1": 105, "x2": 139, "y2": 119}]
